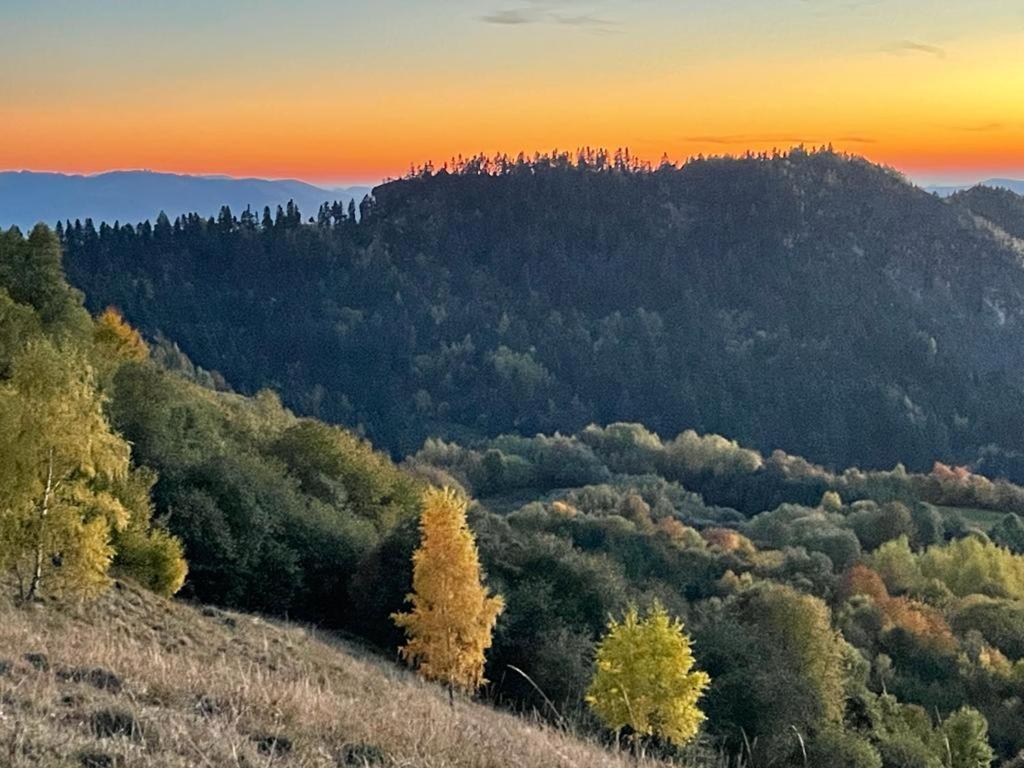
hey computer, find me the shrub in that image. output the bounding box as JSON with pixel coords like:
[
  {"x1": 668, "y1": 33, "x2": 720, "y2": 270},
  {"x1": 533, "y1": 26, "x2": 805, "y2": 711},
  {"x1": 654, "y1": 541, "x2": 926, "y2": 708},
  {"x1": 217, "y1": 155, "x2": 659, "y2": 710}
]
[
  {"x1": 950, "y1": 596, "x2": 1024, "y2": 660},
  {"x1": 805, "y1": 727, "x2": 882, "y2": 768}
]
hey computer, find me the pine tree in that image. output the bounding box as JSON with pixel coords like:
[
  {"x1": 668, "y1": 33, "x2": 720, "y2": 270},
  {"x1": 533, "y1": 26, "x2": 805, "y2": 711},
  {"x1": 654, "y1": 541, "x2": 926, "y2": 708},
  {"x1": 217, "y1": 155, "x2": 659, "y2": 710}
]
[
  {"x1": 0, "y1": 339, "x2": 131, "y2": 600},
  {"x1": 392, "y1": 487, "x2": 503, "y2": 698},
  {"x1": 587, "y1": 601, "x2": 710, "y2": 753}
]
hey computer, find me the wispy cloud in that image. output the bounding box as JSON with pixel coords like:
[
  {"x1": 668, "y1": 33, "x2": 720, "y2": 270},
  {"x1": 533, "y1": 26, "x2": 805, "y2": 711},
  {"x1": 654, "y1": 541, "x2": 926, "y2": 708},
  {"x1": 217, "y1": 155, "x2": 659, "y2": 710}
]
[
  {"x1": 553, "y1": 13, "x2": 612, "y2": 27},
  {"x1": 480, "y1": 8, "x2": 541, "y2": 25},
  {"x1": 682, "y1": 134, "x2": 815, "y2": 146},
  {"x1": 479, "y1": 4, "x2": 617, "y2": 32},
  {"x1": 679, "y1": 133, "x2": 877, "y2": 148},
  {"x1": 945, "y1": 121, "x2": 1004, "y2": 133},
  {"x1": 881, "y1": 40, "x2": 947, "y2": 58}
]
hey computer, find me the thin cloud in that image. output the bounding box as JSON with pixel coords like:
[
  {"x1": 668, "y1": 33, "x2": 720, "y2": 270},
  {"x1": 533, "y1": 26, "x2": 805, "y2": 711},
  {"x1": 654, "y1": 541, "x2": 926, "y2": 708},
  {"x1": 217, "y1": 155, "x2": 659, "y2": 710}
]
[
  {"x1": 552, "y1": 12, "x2": 615, "y2": 29},
  {"x1": 683, "y1": 134, "x2": 815, "y2": 146},
  {"x1": 946, "y1": 121, "x2": 1003, "y2": 133},
  {"x1": 680, "y1": 133, "x2": 877, "y2": 149},
  {"x1": 480, "y1": 8, "x2": 541, "y2": 24},
  {"x1": 881, "y1": 40, "x2": 947, "y2": 58},
  {"x1": 835, "y1": 135, "x2": 877, "y2": 144},
  {"x1": 479, "y1": 4, "x2": 617, "y2": 31}
]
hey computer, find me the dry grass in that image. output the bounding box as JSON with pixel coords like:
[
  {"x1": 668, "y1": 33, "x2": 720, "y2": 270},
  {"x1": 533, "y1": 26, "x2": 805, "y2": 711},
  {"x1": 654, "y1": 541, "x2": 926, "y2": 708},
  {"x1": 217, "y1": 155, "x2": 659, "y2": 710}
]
[{"x1": 0, "y1": 581, "x2": 688, "y2": 767}]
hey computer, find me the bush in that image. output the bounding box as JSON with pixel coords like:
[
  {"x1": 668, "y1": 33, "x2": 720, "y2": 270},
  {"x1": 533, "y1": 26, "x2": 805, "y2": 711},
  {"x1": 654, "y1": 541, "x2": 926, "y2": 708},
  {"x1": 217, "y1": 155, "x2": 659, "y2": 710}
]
[
  {"x1": 806, "y1": 727, "x2": 882, "y2": 768},
  {"x1": 876, "y1": 733, "x2": 942, "y2": 768},
  {"x1": 113, "y1": 527, "x2": 187, "y2": 597},
  {"x1": 848, "y1": 501, "x2": 915, "y2": 553},
  {"x1": 950, "y1": 596, "x2": 1024, "y2": 660},
  {"x1": 990, "y1": 514, "x2": 1024, "y2": 554},
  {"x1": 868, "y1": 537, "x2": 921, "y2": 595}
]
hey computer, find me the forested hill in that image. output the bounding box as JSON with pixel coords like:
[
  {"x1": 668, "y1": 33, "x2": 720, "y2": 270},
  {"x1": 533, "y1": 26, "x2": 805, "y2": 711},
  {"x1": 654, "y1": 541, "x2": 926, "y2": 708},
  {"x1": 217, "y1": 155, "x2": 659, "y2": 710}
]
[
  {"x1": 61, "y1": 149, "x2": 1024, "y2": 477},
  {"x1": 951, "y1": 184, "x2": 1024, "y2": 240}
]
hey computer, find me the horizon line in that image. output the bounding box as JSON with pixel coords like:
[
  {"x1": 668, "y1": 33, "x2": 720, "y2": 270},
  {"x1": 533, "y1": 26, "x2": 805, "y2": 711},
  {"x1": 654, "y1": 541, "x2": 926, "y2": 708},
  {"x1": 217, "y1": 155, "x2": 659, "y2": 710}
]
[{"x1": 2, "y1": 162, "x2": 1022, "y2": 191}]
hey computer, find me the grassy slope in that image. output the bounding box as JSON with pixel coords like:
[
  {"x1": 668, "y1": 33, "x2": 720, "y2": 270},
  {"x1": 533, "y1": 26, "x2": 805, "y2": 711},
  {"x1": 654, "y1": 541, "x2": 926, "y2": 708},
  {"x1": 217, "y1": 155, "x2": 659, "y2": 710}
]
[{"x1": 0, "y1": 581, "x2": 677, "y2": 768}]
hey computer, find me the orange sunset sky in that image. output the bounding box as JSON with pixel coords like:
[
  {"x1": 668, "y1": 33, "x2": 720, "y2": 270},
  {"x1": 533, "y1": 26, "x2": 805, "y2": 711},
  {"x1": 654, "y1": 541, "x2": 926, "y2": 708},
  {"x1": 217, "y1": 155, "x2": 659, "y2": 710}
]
[{"x1": 2, "y1": 0, "x2": 1024, "y2": 185}]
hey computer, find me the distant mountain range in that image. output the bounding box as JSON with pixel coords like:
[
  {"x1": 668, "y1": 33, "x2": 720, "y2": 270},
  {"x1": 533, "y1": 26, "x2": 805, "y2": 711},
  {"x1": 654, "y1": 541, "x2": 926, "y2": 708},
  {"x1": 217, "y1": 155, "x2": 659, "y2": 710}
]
[
  {"x1": 0, "y1": 170, "x2": 373, "y2": 230},
  {"x1": 924, "y1": 178, "x2": 1024, "y2": 197}
]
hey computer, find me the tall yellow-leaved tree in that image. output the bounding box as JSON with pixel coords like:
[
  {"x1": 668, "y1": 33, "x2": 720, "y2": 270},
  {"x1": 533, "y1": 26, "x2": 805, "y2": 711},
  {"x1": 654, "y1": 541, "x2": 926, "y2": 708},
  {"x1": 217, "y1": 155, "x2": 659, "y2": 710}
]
[
  {"x1": 0, "y1": 339, "x2": 131, "y2": 600},
  {"x1": 392, "y1": 486, "x2": 504, "y2": 698},
  {"x1": 587, "y1": 601, "x2": 710, "y2": 754},
  {"x1": 93, "y1": 306, "x2": 149, "y2": 368}
]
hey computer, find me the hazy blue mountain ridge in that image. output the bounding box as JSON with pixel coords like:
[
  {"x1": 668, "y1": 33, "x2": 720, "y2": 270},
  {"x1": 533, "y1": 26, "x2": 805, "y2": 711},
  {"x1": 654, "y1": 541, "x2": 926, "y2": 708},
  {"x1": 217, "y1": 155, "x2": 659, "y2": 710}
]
[{"x1": 0, "y1": 169, "x2": 372, "y2": 230}]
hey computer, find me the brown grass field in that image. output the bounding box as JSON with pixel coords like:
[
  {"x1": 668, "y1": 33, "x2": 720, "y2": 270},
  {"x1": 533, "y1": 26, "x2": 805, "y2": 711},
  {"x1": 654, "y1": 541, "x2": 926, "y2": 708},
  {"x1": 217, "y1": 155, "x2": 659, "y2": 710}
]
[{"x1": 0, "y1": 580, "x2": 694, "y2": 768}]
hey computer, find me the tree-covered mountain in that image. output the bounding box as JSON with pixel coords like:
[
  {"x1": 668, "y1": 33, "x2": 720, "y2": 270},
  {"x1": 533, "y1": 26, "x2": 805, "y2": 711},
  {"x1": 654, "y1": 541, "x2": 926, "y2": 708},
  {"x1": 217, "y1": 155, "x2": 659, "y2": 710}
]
[
  {"x1": 60, "y1": 149, "x2": 1024, "y2": 479},
  {"x1": 0, "y1": 169, "x2": 371, "y2": 231},
  {"x1": 951, "y1": 185, "x2": 1024, "y2": 240},
  {"x1": 10, "y1": 221, "x2": 1024, "y2": 765}
]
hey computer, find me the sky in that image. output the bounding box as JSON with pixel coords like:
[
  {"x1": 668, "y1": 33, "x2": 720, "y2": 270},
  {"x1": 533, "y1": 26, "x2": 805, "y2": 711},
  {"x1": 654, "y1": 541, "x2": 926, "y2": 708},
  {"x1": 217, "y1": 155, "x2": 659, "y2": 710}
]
[{"x1": 2, "y1": 0, "x2": 1023, "y2": 186}]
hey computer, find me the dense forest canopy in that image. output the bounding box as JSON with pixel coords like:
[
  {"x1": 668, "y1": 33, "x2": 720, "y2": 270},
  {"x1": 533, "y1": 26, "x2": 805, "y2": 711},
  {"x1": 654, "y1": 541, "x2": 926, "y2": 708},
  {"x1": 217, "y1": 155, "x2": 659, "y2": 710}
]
[
  {"x1": 60, "y1": 149, "x2": 1024, "y2": 482},
  {"x1": 11, "y1": 220, "x2": 1024, "y2": 763}
]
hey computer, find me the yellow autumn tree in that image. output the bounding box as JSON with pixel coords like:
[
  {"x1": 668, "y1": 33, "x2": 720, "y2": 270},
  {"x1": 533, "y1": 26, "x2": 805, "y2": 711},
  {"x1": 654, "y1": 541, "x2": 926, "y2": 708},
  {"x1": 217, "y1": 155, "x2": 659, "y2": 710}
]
[
  {"x1": 392, "y1": 486, "x2": 504, "y2": 698},
  {"x1": 587, "y1": 601, "x2": 710, "y2": 753},
  {"x1": 0, "y1": 339, "x2": 131, "y2": 600},
  {"x1": 108, "y1": 468, "x2": 188, "y2": 597},
  {"x1": 93, "y1": 307, "x2": 148, "y2": 363}
]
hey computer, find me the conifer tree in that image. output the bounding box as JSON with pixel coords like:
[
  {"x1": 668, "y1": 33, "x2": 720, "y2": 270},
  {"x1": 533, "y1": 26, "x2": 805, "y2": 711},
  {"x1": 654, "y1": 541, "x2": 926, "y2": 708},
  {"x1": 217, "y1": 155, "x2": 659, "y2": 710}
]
[
  {"x1": 587, "y1": 601, "x2": 710, "y2": 753},
  {"x1": 0, "y1": 339, "x2": 131, "y2": 600},
  {"x1": 94, "y1": 307, "x2": 148, "y2": 364},
  {"x1": 392, "y1": 487, "x2": 504, "y2": 698}
]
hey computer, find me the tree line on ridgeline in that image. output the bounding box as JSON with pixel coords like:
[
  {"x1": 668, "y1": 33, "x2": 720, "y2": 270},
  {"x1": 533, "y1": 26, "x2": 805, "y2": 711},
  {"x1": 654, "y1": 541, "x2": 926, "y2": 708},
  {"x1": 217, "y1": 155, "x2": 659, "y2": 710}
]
[{"x1": 57, "y1": 148, "x2": 1024, "y2": 483}]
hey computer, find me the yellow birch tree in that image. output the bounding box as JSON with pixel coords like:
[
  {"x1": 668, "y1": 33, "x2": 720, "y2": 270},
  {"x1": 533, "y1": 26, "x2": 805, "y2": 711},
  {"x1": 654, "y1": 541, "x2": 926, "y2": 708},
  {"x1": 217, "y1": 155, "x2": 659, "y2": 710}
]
[
  {"x1": 0, "y1": 339, "x2": 131, "y2": 600},
  {"x1": 587, "y1": 601, "x2": 710, "y2": 753}
]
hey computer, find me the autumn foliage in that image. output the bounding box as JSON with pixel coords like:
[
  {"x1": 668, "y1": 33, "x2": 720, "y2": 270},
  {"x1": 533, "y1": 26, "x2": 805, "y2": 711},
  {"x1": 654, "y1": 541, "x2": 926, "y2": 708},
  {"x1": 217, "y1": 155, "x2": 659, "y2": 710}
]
[
  {"x1": 0, "y1": 340, "x2": 130, "y2": 600},
  {"x1": 702, "y1": 527, "x2": 755, "y2": 554},
  {"x1": 587, "y1": 602, "x2": 709, "y2": 749},
  {"x1": 94, "y1": 306, "x2": 149, "y2": 363},
  {"x1": 840, "y1": 564, "x2": 956, "y2": 653},
  {"x1": 392, "y1": 487, "x2": 504, "y2": 694}
]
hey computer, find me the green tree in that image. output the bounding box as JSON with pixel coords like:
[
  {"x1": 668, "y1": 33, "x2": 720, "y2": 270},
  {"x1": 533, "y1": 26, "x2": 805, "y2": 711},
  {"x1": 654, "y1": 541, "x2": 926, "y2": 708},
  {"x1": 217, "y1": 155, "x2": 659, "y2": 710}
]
[
  {"x1": 0, "y1": 288, "x2": 41, "y2": 377},
  {"x1": 0, "y1": 225, "x2": 90, "y2": 333},
  {"x1": 941, "y1": 708, "x2": 994, "y2": 768},
  {"x1": 697, "y1": 583, "x2": 846, "y2": 759},
  {"x1": 270, "y1": 419, "x2": 420, "y2": 531},
  {"x1": 586, "y1": 601, "x2": 709, "y2": 752},
  {"x1": 990, "y1": 514, "x2": 1024, "y2": 554},
  {"x1": 806, "y1": 727, "x2": 882, "y2": 768},
  {"x1": 868, "y1": 536, "x2": 922, "y2": 595},
  {"x1": 920, "y1": 537, "x2": 1024, "y2": 599}
]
